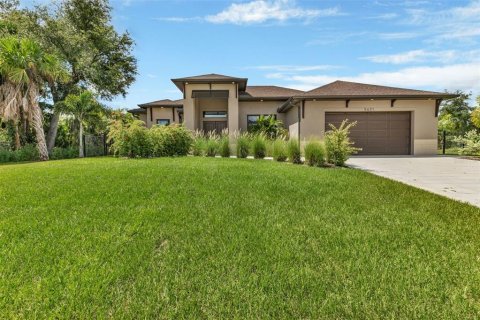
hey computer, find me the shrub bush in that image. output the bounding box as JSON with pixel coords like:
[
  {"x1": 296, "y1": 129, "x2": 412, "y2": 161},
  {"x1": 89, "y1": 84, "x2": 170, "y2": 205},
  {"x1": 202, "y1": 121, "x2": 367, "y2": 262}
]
[
  {"x1": 150, "y1": 124, "x2": 193, "y2": 157},
  {"x1": 219, "y1": 135, "x2": 230, "y2": 158},
  {"x1": 454, "y1": 130, "x2": 480, "y2": 155},
  {"x1": 272, "y1": 139, "x2": 287, "y2": 162},
  {"x1": 0, "y1": 144, "x2": 40, "y2": 163},
  {"x1": 252, "y1": 134, "x2": 267, "y2": 159},
  {"x1": 236, "y1": 132, "x2": 250, "y2": 158},
  {"x1": 325, "y1": 120, "x2": 360, "y2": 166},
  {"x1": 50, "y1": 147, "x2": 78, "y2": 160},
  {"x1": 287, "y1": 139, "x2": 302, "y2": 164},
  {"x1": 304, "y1": 140, "x2": 326, "y2": 167}
]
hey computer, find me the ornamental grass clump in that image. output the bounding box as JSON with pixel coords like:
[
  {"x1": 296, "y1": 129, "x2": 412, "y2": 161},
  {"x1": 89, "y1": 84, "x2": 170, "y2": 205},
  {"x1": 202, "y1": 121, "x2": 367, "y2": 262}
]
[
  {"x1": 236, "y1": 132, "x2": 250, "y2": 158},
  {"x1": 287, "y1": 138, "x2": 302, "y2": 164},
  {"x1": 252, "y1": 133, "x2": 267, "y2": 159},
  {"x1": 204, "y1": 131, "x2": 219, "y2": 157},
  {"x1": 272, "y1": 138, "x2": 288, "y2": 162},
  {"x1": 304, "y1": 140, "x2": 326, "y2": 167},
  {"x1": 325, "y1": 120, "x2": 361, "y2": 166},
  {"x1": 191, "y1": 131, "x2": 206, "y2": 156},
  {"x1": 219, "y1": 129, "x2": 230, "y2": 158}
]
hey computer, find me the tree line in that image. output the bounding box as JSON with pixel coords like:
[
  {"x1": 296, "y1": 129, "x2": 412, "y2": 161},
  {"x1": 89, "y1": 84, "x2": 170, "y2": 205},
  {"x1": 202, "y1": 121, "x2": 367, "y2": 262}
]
[{"x1": 0, "y1": 0, "x2": 136, "y2": 160}]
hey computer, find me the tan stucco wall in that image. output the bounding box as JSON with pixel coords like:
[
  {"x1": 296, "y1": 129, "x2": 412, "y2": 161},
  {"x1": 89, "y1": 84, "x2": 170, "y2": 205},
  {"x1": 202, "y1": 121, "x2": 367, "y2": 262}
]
[
  {"x1": 238, "y1": 100, "x2": 285, "y2": 132},
  {"x1": 138, "y1": 113, "x2": 147, "y2": 124},
  {"x1": 284, "y1": 106, "x2": 299, "y2": 138},
  {"x1": 299, "y1": 99, "x2": 437, "y2": 155},
  {"x1": 183, "y1": 83, "x2": 238, "y2": 134},
  {"x1": 145, "y1": 107, "x2": 179, "y2": 128},
  {"x1": 195, "y1": 98, "x2": 228, "y2": 131}
]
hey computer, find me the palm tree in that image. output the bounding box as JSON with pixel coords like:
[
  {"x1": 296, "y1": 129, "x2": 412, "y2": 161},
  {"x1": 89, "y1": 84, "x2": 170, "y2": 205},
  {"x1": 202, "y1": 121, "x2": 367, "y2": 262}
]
[
  {"x1": 0, "y1": 37, "x2": 67, "y2": 160},
  {"x1": 58, "y1": 90, "x2": 103, "y2": 158}
]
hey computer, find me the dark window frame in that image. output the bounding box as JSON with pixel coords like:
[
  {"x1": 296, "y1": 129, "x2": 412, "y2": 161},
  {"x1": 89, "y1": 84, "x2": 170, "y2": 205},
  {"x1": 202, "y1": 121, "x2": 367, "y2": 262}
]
[
  {"x1": 156, "y1": 119, "x2": 170, "y2": 126},
  {"x1": 203, "y1": 111, "x2": 227, "y2": 119}
]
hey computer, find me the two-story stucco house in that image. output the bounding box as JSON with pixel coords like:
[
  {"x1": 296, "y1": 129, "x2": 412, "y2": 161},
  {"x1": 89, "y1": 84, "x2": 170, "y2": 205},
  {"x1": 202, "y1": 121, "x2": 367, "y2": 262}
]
[{"x1": 129, "y1": 73, "x2": 455, "y2": 155}]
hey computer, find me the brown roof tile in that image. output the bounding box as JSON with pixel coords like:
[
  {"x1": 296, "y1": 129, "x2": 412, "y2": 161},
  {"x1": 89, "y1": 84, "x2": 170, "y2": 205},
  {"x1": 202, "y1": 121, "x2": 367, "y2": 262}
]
[
  {"x1": 138, "y1": 99, "x2": 183, "y2": 108},
  {"x1": 171, "y1": 73, "x2": 248, "y2": 91},
  {"x1": 240, "y1": 86, "x2": 304, "y2": 100},
  {"x1": 301, "y1": 80, "x2": 453, "y2": 98}
]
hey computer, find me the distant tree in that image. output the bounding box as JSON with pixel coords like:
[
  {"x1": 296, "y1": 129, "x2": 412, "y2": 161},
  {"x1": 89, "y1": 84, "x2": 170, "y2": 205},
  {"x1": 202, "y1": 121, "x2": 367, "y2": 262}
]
[
  {"x1": 0, "y1": 37, "x2": 67, "y2": 160},
  {"x1": 57, "y1": 90, "x2": 104, "y2": 157},
  {"x1": 439, "y1": 91, "x2": 474, "y2": 135},
  {"x1": 471, "y1": 97, "x2": 480, "y2": 129},
  {"x1": 1, "y1": 0, "x2": 137, "y2": 152}
]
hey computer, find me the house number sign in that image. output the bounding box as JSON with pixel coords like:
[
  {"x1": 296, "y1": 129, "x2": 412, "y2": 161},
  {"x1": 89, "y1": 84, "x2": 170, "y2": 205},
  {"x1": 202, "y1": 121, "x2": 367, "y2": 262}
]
[{"x1": 363, "y1": 107, "x2": 375, "y2": 111}]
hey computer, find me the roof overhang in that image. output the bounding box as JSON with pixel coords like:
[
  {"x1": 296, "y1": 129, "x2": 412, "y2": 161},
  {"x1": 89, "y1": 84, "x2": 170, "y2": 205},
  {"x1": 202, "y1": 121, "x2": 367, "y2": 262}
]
[
  {"x1": 171, "y1": 77, "x2": 248, "y2": 92},
  {"x1": 277, "y1": 94, "x2": 459, "y2": 113}
]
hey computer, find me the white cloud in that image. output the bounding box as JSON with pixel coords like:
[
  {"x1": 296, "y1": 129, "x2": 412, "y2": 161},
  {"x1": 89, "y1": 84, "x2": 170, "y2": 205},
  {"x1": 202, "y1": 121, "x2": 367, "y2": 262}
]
[
  {"x1": 361, "y1": 49, "x2": 457, "y2": 64},
  {"x1": 272, "y1": 62, "x2": 480, "y2": 95},
  {"x1": 247, "y1": 65, "x2": 340, "y2": 72},
  {"x1": 404, "y1": 1, "x2": 480, "y2": 42},
  {"x1": 205, "y1": 0, "x2": 342, "y2": 25},
  {"x1": 154, "y1": 17, "x2": 202, "y2": 23},
  {"x1": 361, "y1": 49, "x2": 480, "y2": 64},
  {"x1": 377, "y1": 32, "x2": 419, "y2": 40},
  {"x1": 368, "y1": 13, "x2": 398, "y2": 20}
]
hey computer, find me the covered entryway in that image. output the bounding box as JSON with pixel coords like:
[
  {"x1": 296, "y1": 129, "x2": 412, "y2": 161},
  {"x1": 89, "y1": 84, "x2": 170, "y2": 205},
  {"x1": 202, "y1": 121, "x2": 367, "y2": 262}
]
[
  {"x1": 325, "y1": 112, "x2": 411, "y2": 155},
  {"x1": 203, "y1": 121, "x2": 227, "y2": 134}
]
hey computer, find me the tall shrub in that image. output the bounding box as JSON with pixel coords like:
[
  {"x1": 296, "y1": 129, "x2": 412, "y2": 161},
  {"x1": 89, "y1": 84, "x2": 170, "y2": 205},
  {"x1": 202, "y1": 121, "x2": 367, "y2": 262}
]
[
  {"x1": 324, "y1": 120, "x2": 360, "y2": 166},
  {"x1": 204, "y1": 132, "x2": 219, "y2": 157},
  {"x1": 150, "y1": 124, "x2": 193, "y2": 157},
  {"x1": 287, "y1": 139, "x2": 302, "y2": 164},
  {"x1": 304, "y1": 140, "x2": 326, "y2": 167}
]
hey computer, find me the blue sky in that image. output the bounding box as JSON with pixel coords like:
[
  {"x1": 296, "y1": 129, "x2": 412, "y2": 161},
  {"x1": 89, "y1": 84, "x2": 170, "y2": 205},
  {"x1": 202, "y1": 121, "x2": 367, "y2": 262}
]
[{"x1": 24, "y1": 0, "x2": 480, "y2": 108}]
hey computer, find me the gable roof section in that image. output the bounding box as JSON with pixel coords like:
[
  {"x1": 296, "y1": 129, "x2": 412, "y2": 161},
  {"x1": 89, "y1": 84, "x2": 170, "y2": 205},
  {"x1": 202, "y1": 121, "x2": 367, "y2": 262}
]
[
  {"x1": 240, "y1": 86, "x2": 304, "y2": 100},
  {"x1": 171, "y1": 73, "x2": 248, "y2": 92},
  {"x1": 138, "y1": 99, "x2": 184, "y2": 108},
  {"x1": 301, "y1": 80, "x2": 456, "y2": 99}
]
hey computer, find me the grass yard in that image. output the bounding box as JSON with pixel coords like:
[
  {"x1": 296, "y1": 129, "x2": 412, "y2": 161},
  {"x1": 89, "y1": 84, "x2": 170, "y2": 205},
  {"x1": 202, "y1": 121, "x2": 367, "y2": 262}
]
[{"x1": 1, "y1": 157, "x2": 480, "y2": 319}]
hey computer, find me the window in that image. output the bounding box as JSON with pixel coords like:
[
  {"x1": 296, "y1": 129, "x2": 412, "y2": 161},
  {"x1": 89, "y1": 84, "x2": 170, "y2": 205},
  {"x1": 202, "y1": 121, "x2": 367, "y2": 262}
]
[
  {"x1": 156, "y1": 119, "x2": 170, "y2": 126},
  {"x1": 247, "y1": 114, "x2": 277, "y2": 130},
  {"x1": 203, "y1": 111, "x2": 227, "y2": 118}
]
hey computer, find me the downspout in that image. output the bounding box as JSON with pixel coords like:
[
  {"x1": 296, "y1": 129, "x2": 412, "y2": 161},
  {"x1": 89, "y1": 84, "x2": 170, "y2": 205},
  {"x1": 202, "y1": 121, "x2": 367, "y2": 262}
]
[{"x1": 297, "y1": 100, "x2": 302, "y2": 144}]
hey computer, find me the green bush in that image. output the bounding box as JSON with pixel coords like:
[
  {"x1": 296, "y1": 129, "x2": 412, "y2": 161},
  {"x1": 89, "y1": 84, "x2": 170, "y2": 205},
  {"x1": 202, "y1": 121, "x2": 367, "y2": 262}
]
[
  {"x1": 272, "y1": 139, "x2": 288, "y2": 162},
  {"x1": 252, "y1": 134, "x2": 267, "y2": 159},
  {"x1": 454, "y1": 130, "x2": 480, "y2": 155},
  {"x1": 50, "y1": 147, "x2": 78, "y2": 160},
  {"x1": 219, "y1": 135, "x2": 230, "y2": 158},
  {"x1": 236, "y1": 132, "x2": 250, "y2": 158},
  {"x1": 304, "y1": 140, "x2": 326, "y2": 167},
  {"x1": 325, "y1": 120, "x2": 360, "y2": 166},
  {"x1": 0, "y1": 144, "x2": 40, "y2": 163},
  {"x1": 150, "y1": 124, "x2": 193, "y2": 157},
  {"x1": 287, "y1": 139, "x2": 302, "y2": 164}
]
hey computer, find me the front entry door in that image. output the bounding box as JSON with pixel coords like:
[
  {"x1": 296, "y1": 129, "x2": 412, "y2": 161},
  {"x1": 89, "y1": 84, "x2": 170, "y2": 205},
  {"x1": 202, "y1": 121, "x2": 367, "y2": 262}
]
[{"x1": 203, "y1": 121, "x2": 227, "y2": 134}]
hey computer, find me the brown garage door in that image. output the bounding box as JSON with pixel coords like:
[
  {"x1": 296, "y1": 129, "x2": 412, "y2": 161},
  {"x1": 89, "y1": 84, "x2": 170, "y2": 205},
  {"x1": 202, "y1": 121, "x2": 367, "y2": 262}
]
[{"x1": 325, "y1": 112, "x2": 411, "y2": 155}]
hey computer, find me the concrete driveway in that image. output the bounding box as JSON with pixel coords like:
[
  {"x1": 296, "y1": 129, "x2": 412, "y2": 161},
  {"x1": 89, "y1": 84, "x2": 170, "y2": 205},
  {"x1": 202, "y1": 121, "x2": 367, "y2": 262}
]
[{"x1": 347, "y1": 156, "x2": 480, "y2": 208}]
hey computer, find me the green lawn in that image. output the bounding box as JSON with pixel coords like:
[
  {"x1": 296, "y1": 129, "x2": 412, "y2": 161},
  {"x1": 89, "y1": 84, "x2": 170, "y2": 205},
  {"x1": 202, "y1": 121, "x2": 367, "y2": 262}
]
[{"x1": 1, "y1": 157, "x2": 479, "y2": 319}]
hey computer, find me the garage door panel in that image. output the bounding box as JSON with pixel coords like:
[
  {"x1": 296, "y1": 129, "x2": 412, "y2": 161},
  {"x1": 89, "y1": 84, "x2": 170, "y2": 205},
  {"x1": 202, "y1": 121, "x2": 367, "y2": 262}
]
[{"x1": 325, "y1": 112, "x2": 411, "y2": 155}]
